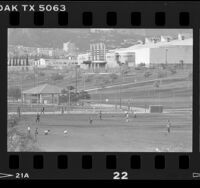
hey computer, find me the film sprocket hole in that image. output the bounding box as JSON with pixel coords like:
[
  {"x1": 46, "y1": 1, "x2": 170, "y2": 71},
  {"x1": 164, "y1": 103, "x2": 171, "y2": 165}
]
[{"x1": 0, "y1": 1, "x2": 199, "y2": 180}]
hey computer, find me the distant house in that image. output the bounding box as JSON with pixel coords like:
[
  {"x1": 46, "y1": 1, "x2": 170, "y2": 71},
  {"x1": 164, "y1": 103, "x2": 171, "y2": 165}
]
[
  {"x1": 22, "y1": 84, "x2": 63, "y2": 104},
  {"x1": 34, "y1": 58, "x2": 78, "y2": 69},
  {"x1": 34, "y1": 58, "x2": 47, "y2": 68}
]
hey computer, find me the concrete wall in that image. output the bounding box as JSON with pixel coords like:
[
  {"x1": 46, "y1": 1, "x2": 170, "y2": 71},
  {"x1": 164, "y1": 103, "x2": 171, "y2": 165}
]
[{"x1": 150, "y1": 45, "x2": 193, "y2": 65}]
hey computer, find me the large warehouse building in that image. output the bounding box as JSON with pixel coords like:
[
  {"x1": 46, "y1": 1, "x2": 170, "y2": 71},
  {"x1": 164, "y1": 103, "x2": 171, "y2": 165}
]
[
  {"x1": 77, "y1": 33, "x2": 193, "y2": 70},
  {"x1": 127, "y1": 36, "x2": 193, "y2": 67}
]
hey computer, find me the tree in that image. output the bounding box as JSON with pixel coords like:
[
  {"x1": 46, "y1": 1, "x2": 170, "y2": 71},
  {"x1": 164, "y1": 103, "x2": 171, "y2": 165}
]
[
  {"x1": 154, "y1": 80, "x2": 160, "y2": 88},
  {"x1": 61, "y1": 88, "x2": 68, "y2": 95},
  {"x1": 59, "y1": 90, "x2": 90, "y2": 104},
  {"x1": 110, "y1": 73, "x2": 118, "y2": 80},
  {"x1": 67, "y1": 85, "x2": 75, "y2": 91},
  {"x1": 51, "y1": 73, "x2": 64, "y2": 81},
  {"x1": 144, "y1": 71, "x2": 152, "y2": 78},
  {"x1": 79, "y1": 91, "x2": 91, "y2": 100},
  {"x1": 8, "y1": 86, "x2": 21, "y2": 100},
  {"x1": 157, "y1": 71, "x2": 167, "y2": 78}
]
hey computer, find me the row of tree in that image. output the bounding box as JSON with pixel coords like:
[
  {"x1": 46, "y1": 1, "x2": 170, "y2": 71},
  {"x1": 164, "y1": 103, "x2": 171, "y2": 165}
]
[{"x1": 59, "y1": 87, "x2": 90, "y2": 104}]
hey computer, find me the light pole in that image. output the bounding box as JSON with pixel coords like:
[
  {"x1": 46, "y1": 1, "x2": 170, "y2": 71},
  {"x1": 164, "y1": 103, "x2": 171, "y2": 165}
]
[
  {"x1": 75, "y1": 64, "x2": 78, "y2": 93},
  {"x1": 83, "y1": 71, "x2": 85, "y2": 91},
  {"x1": 165, "y1": 48, "x2": 168, "y2": 65},
  {"x1": 119, "y1": 64, "x2": 122, "y2": 109},
  {"x1": 68, "y1": 89, "x2": 71, "y2": 110},
  {"x1": 20, "y1": 57, "x2": 23, "y2": 105},
  {"x1": 115, "y1": 52, "x2": 122, "y2": 109}
]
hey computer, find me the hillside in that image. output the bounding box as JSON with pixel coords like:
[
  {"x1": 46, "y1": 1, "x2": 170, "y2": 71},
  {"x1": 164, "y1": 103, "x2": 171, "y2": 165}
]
[{"x1": 8, "y1": 29, "x2": 192, "y2": 52}]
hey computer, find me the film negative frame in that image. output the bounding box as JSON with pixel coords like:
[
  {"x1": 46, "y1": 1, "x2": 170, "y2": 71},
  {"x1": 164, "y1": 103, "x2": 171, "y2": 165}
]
[{"x1": 0, "y1": 1, "x2": 199, "y2": 180}]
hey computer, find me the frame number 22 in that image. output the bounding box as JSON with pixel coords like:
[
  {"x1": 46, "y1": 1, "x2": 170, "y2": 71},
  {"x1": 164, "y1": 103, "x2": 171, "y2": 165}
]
[{"x1": 113, "y1": 171, "x2": 128, "y2": 180}]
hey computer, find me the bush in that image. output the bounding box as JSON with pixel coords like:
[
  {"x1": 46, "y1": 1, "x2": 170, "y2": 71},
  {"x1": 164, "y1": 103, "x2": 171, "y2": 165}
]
[
  {"x1": 100, "y1": 77, "x2": 110, "y2": 85},
  {"x1": 38, "y1": 72, "x2": 45, "y2": 77},
  {"x1": 59, "y1": 95, "x2": 68, "y2": 104},
  {"x1": 157, "y1": 71, "x2": 167, "y2": 78},
  {"x1": 169, "y1": 67, "x2": 177, "y2": 75},
  {"x1": 154, "y1": 80, "x2": 160, "y2": 88},
  {"x1": 160, "y1": 64, "x2": 167, "y2": 69},
  {"x1": 51, "y1": 73, "x2": 64, "y2": 81},
  {"x1": 110, "y1": 73, "x2": 118, "y2": 80},
  {"x1": 59, "y1": 90, "x2": 90, "y2": 104},
  {"x1": 188, "y1": 72, "x2": 192, "y2": 80},
  {"x1": 25, "y1": 74, "x2": 35, "y2": 80},
  {"x1": 144, "y1": 71, "x2": 152, "y2": 78},
  {"x1": 79, "y1": 91, "x2": 91, "y2": 100},
  {"x1": 8, "y1": 86, "x2": 21, "y2": 100},
  {"x1": 8, "y1": 115, "x2": 20, "y2": 128},
  {"x1": 67, "y1": 85, "x2": 75, "y2": 90},
  {"x1": 138, "y1": 63, "x2": 146, "y2": 67},
  {"x1": 85, "y1": 75, "x2": 93, "y2": 82},
  {"x1": 7, "y1": 127, "x2": 40, "y2": 152}
]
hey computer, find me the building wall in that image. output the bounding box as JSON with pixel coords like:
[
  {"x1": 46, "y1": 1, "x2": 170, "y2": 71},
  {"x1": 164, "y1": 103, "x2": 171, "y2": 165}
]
[
  {"x1": 77, "y1": 53, "x2": 91, "y2": 69},
  {"x1": 134, "y1": 48, "x2": 150, "y2": 67},
  {"x1": 106, "y1": 51, "x2": 135, "y2": 68},
  {"x1": 90, "y1": 43, "x2": 106, "y2": 62},
  {"x1": 34, "y1": 58, "x2": 47, "y2": 68},
  {"x1": 150, "y1": 45, "x2": 193, "y2": 65},
  {"x1": 118, "y1": 51, "x2": 135, "y2": 67},
  {"x1": 34, "y1": 58, "x2": 78, "y2": 69},
  {"x1": 37, "y1": 48, "x2": 53, "y2": 57},
  {"x1": 106, "y1": 52, "x2": 119, "y2": 68}
]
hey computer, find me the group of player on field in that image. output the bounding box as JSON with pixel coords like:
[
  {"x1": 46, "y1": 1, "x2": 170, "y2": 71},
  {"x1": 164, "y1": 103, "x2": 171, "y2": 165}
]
[
  {"x1": 17, "y1": 105, "x2": 172, "y2": 141},
  {"x1": 89, "y1": 110, "x2": 171, "y2": 134}
]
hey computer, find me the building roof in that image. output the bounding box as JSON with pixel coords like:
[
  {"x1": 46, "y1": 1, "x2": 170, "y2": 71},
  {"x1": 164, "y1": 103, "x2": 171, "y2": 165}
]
[
  {"x1": 23, "y1": 84, "x2": 62, "y2": 94},
  {"x1": 92, "y1": 60, "x2": 107, "y2": 64},
  {"x1": 126, "y1": 38, "x2": 193, "y2": 51}
]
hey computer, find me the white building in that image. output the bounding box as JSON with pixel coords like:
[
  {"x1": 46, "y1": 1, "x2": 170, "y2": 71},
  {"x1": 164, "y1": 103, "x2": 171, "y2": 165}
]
[
  {"x1": 37, "y1": 48, "x2": 53, "y2": 57},
  {"x1": 34, "y1": 58, "x2": 47, "y2": 68},
  {"x1": 106, "y1": 49, "x2": 135, "y2": 68},
  {"x1": 77, "y1": 53, "x2": 92, "y2": 69},
  {"x1": 124, "y1": 34, "x2": 193, "y2": 67},
  {"x1": 105, "y1": 52, "x2": 117, "y2": 68},
  {"x1": 34, "y1": 58, "x2": 78, "y2": 69},
  {"x1": 63, "y1": 42, "x2": 76, "y2": 55},
  {"x1": 78, "y1": 33, "x2": 193, "y2": 70}
]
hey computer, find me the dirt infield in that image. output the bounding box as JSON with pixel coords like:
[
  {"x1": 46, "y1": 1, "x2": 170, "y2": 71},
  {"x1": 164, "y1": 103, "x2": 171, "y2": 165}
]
[{"x1": 10, "y1": 112, "x2": 192, "y2": 152}]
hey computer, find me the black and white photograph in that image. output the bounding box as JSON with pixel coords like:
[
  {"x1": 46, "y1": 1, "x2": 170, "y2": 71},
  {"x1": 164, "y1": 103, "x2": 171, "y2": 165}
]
[{"x1": 7, "y1": 29, "x2": 193, "y2": 152}]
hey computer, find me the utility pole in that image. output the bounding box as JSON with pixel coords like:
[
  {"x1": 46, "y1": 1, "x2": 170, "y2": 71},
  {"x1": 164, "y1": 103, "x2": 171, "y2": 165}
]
[
  {"x1": 83, "y1": 72, "x2": 85, "y2": 91},
  {"x1": 20, "y1": 58, "x2": 23, "y2": 101},
  {"x1": 68, "y1": 89, "x2": 71, "y2": 110},
  {"x1": 34, "y1": 59, "x2": 36, "y2": 87},
  {"x1": 75, "y1": 64, "x2": 78, "y2": 93},
  {"x1": 119, "y1": 64, "x2": 122, "y2": 109},
  {"x1": 115, "y1": 52, "x2": 122, "y2": 109}
]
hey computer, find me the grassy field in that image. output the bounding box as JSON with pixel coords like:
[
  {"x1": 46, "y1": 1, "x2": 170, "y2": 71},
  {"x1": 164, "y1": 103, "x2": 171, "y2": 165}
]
[
  {"x1": 7, "y1": 66, "x2": 193, "y2": 152},
  {"x1": 90, "y1": 78, "x2": 192, "y2": 109},
  {"x1": 11, "y1": 113, "x2": 192, "y2": 152},
  {"x1": 8, "y1": 65, "x2": 192, "y2": 91}
]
